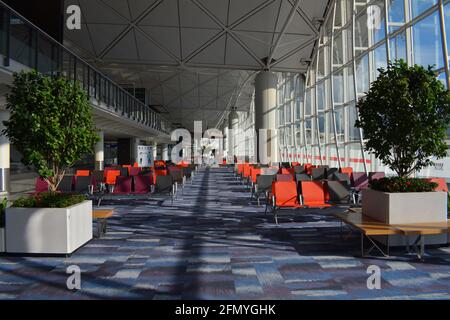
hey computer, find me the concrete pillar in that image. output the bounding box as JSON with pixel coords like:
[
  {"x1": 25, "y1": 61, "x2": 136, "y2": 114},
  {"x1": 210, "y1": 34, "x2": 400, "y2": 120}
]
[
  {"x1": 0, "y1": 111, "x2": 10, "y2": 196},
  {"x1": 223, "y1": 122, "x2": 229, "y2": 158},
  {"x1": 254, "y1": 71, "x2": 278, "y2": 164},
  {"x1": 162, "y1": 144, "x2": 169, "y2": 161},
  {"x1": 152, "y1": 141, "x2": 158, "y2": 161},
  {"x1": 228, "y1": 110, "x2": 239, "y2": 162},
  {"x1": 131, "y1": 138, "x2": 140, "y2": 165},
  {"x1": 94, "y1": 130, "x2": 104, "y2": 170}
]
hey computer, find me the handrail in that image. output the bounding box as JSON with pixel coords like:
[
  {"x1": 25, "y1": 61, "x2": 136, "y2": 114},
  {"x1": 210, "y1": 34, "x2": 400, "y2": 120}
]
[{"x1": 0, "y1": 0, "x2": 173, "y2": 135}]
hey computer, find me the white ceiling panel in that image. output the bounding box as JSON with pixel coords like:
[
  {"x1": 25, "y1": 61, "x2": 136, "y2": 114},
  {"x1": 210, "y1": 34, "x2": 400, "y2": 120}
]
[{"x1": 63, "y1": 0, "x2": 329, "y2": 130}]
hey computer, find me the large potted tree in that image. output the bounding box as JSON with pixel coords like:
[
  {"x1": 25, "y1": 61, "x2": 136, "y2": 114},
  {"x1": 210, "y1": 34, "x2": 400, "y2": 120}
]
[
  {"x1": 356, "y1": 60, "x2": 450, "y2": 225},
  {"x1": 2, "y1": 70, "x2": 99, "y2": 255}
]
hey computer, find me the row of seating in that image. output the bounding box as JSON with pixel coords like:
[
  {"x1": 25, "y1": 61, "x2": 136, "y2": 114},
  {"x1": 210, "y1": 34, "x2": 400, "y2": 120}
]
[
  {"x1": 34, "y1": 162, "x2": 199, "y2": 206},
  {"x1": 233, "y1": 162, "x2": 382, "y2": 225}
]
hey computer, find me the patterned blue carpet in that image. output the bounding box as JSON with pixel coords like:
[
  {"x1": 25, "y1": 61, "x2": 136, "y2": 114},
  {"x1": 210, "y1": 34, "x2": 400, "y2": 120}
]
[{"x1": 0, "y1": 167, "x2": 450, "y2": 300}]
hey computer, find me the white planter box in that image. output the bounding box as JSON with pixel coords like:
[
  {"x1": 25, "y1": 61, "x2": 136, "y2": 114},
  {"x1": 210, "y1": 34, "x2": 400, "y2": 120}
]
[
  {"x1": 0, "y1": 228, "x2": 5, "y2": 252},
  {"x1": 5, "y1": 200, "x2": 92, "y2": 255},
  {"x1": 362, "y1": 189, "x2": 448, "y2": 224}
]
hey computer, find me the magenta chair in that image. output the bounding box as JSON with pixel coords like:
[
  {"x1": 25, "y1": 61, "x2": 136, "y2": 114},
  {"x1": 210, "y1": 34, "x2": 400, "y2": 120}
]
[
  {"x1": 369, "y1": 172, "x2": 385, "y2": 182},
  {"x1": 112, "y1": 176, "x2": 132, "y2": 194},
  {"x1": 133, "y1": 175, "x2": 152, "y2": 194},
  {"x1": 35, "y1": 177, "x2": 49, "y2": 193}
]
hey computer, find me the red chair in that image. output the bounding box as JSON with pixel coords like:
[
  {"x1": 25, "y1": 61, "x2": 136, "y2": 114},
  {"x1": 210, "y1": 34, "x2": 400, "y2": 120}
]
[
  {"x1": 105, "y1": 170, "x2": 121, "y2": 186},
  {"x1": 113, "y1": 176, "x2": 132, "y2": 194},
  {"x1": 35, "y1": 177, "x2": 49, "y2": 193},
  {"x1": 291, "y1": 162, "x2": 300, "y2": 167},
  {"x1": 425, "y1": 178, "x2": 448, "y2": 192},
  {"x1": 267, "y1": 181, "x2": 302, "y2": 225},
  {"x1": 129, "y1": 167, "x2": 142, "y2": 176},
  {"x1": 133, "y1": 162, "x2": 139, "y2": 167},
  {"x1": 133, "y1": 175, "x2": 152, "y2": 194},
  {"x1": 300, "y1": 181, "x2": 331, "y2": 208},
  {"x1": 76, "y1": 170, "x2": 90, "y2": 177}
]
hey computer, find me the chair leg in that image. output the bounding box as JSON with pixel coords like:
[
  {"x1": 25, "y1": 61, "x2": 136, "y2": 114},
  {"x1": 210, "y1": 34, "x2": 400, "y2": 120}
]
[{"x1": 274, "y1": 208, "x2": 279, "y2": 226}]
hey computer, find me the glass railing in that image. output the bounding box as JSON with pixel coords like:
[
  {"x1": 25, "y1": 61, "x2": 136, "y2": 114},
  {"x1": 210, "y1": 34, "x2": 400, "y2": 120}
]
[{"x1": 0, "y1": 1, "x2": 172, "y2": 135}]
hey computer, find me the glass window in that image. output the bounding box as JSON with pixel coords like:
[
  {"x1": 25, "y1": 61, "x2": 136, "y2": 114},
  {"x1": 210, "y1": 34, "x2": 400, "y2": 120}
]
[
  {"x1": 412, "y1": 12, "x2": 443, "y2": 69},
  {"x1": 318, "y1": 112, "x2": 325, "y2": 142},
  {"x1": 326, "y1": 111, "x2": 334, "y2": 144},
  {"x1": 389, "y1": 31, "x2": 407, "y2": 62},
  {"x1": 335, "y1": 107, "x2": 345, "y2": 143},
  {"x1": 388, "y1": 0, "x2": 405, "y2": 33},
  {"x1": 355, "y1": 11, "x2": 369, "y2": 50},
  {"x1": 370, "y1": 1, "x2": 386, "y2": 44},
  {"x1": 346, "y1": 67, "x2": 355, "y2": 103},
  {"x1": 295, "y1": 122, "x2": 303, "y2": 146},
  {"x1": 317, "y1": 81, "x2": 326, "y2": 111},
  {"x1": 412, "y1": 0, "x2": 438, "y2": 19},
  {"x1": 333, "y1": 32, "x2": 344, "y2": 66},
  {"x1": 373, "y1": 43, "x2": 387, "y2": 79},
  {"x1": 347, "y1": 104, "x2": 360, "y2": 141},
  {"x1": 305, "y1": 119, "x2": 312, "y2": 145},
  {"x1": 305, "y1": 89, "x2": 312, "y2": 116},
  {"x1": 333, "y1": 71, "x2": 344, "y2": 104},
  {"x1": 356, "y1": 54, "x2": 370, "y2": 94}
]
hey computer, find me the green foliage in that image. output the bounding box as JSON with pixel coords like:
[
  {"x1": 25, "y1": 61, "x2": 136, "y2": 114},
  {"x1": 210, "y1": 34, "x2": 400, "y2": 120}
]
[
  {"x1": 12, "y1": 192, "x2": 86, "y2": 208},
  {"x1": 355, "y1": 60, "x2": 450, "y2": 178},
  {"x1": 370, "y1": 177, "x2": 438, "y2": 193},
  {"x1": 2, "y1": 71, "x2": 99, "y2": 191},
  {"x1": 0, "y1": 197, "x2": 7, "y2": 228}
]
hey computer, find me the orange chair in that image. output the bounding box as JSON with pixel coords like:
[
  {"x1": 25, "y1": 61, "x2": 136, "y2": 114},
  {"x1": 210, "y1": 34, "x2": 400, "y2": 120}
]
[
  {"x1": 425, "y1": 178, "x2": 448, "y2": 192},
  {"x1": 154, "y1": 160, "x2": 166, "y2": 167},
  {"x1": 105, "y1": 170, "x2": 121, "y2": 186},
  {"x1": 236, "y1": 163, "x2": 245, "y2": 180},
  {"x1": 250, "y1": 167, "x2": 262, "y2": 184},
  {"x1": 153, "y1": 168, "x2": 168, "y2": 184},
  {"x1": 177, "y1": 161, "x2": 189, "y2": 168},
  {"x1": 300, "y1": 181, "x2": 331, "y2": 208},
  {"x1": 133, "y1": 162, "x2": 139, "y2": 168},
  {"x1": 267, "y1": 181, "x2": 303, "y2": 225},
  {"x1": 340, "y1": 167, "x2": 353, "y2": 176},
  {"x1": 243, "y1": 163, "x2": 252, "y2": 179},
  {"x1": 291, "y1": 162, "x2": 300, "y2": 167},
  {"x1": 280, "y1": 167, "x2": 295, "y2": 176},
  {"x1": 76, "y1": 170, "x2": 90, "y2": 177}
]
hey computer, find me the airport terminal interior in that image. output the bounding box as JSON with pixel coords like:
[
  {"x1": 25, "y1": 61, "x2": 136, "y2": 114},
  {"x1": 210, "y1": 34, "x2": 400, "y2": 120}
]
[{"x1": 0, "y1": 0, "x2": 449, "y2": 300}]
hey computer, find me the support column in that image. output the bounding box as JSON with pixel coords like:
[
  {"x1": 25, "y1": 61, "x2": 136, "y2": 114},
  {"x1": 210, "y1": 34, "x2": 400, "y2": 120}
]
[
  {"x1": 228, "y1": 110, "x2": 239, "y2": 163},
  {"x1": 131, "y1": 138, "x2": 140, "y2": 165},
  {"x1": 94, "y1": 130, "x2": 104, "y2": 170},
  {"x1": 0, "y1": 111, "x2": 10, "y2": 197},
  {"x1": 162, "y1": 144, "x2": 169, "y2": 161},
  {"x1": 223, "y1": 122, "x2": 228, "y2": 158},
  {"x1": 152, "y1": 141, "x2": 158, "y2": 161},
  {"x1": 254, "y1": 71, "x2": 278, "y2": 164}
]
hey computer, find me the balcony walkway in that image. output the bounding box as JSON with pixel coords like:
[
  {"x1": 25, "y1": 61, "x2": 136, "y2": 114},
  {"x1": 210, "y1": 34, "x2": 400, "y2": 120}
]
[{"x1": 0, "y1": 168, "x2": 450, "y2": 299}]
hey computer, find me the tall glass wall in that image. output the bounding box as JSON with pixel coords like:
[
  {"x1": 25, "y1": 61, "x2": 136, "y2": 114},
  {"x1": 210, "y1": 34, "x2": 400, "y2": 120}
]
[{"x1": 278, "y1": 0, "x2": 450, "y2": 177}]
